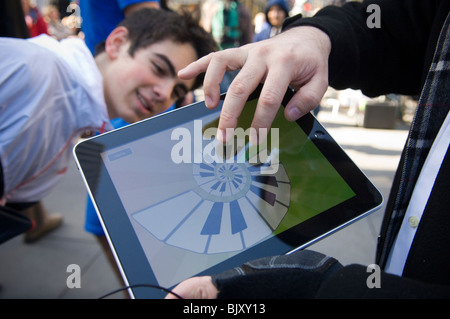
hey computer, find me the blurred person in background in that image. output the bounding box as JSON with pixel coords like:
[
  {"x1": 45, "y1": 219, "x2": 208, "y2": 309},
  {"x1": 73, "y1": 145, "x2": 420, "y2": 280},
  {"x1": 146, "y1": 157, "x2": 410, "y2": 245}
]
[
  {"x1": 42, "y1": 4, "x2": 75, "y2": 40},
  {"x1": 21, "y1": 0, "x2": 49, "y2": 37},
  {"x1": 79, "y1": 0, "x2": 160, "y2": 55},
  {"x1": 253, "y1": 0, "x2": 290, "y2": 42},
  {"x1": 201, "y1": 0, "x2": 253, "y2": 50}
]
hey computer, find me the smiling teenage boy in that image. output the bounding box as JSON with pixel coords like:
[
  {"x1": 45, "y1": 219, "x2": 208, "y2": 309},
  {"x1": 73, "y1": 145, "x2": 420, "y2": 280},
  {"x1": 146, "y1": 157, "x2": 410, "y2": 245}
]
[{"x1": 0, "y1": 8, "x2": 217, "y2": 243}]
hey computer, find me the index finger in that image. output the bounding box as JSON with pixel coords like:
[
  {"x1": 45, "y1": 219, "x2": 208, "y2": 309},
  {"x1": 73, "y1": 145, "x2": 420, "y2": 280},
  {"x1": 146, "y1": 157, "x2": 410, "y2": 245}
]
[
  {"x1": 178, "y1": 50, "x2": 239, "y2": 110},
  {"x1": 178, "y1": 53, "x2": 212, "y2": 80},
  {"x1": 178, "y1": 53, "x2": 221, "y2": 108},
  {"x1": 216, "y1": 56, "x2": 268, "y2": 143}
]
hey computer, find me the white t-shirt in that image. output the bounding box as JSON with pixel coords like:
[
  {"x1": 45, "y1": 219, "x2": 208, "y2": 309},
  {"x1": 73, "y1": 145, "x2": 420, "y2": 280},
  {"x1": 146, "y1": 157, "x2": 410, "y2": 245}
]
[{"x1": 0, "y1": 35, "x2": 111, "y2": 203}]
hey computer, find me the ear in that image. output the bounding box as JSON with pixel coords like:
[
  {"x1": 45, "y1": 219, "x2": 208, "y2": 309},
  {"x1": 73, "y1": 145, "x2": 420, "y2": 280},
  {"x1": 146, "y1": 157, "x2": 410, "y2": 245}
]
[{"x1": 104, "y1": 26, "x2": 129, "y2": 60}]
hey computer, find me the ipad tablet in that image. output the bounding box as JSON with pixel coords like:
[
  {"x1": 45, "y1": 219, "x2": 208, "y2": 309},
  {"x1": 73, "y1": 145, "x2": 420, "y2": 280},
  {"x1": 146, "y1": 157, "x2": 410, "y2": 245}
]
[{"x1": 73, "y1": 85, "x2": 383, "y2": 299}]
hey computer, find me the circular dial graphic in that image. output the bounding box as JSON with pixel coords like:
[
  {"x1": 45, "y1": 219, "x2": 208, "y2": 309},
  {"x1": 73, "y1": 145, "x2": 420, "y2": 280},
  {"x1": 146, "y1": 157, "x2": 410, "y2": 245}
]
[{"x1": 132, "y1": 144, "x2": 291, "y2": 254}]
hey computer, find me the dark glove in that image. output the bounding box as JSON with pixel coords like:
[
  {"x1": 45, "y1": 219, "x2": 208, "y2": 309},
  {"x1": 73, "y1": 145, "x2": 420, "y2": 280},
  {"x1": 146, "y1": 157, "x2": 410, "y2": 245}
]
[{"x1": 212, "y1": 249, "x2": 342, "y2": 299}]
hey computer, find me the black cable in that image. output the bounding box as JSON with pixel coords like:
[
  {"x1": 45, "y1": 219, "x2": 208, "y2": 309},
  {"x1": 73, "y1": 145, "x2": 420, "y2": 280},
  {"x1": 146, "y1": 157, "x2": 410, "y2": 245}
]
[{"x1": 98, "y1": 283, "x2": 184, "y2": 299}]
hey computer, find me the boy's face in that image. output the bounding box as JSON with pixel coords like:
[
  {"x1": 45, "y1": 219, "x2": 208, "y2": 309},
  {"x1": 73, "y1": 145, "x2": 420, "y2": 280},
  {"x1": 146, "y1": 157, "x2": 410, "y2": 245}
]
[{"x1": 101, "y1": 28, "x2": 197, "y2": 123}]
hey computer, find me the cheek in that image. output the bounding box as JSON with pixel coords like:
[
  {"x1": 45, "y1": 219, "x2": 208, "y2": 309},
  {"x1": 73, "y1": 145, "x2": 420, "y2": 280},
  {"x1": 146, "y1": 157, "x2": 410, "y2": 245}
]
[
  {"x1": 110, "y1": 60, "x2": 145, "y2": 88},
  {"x1": 115, "y1": 69, "x2": 137, "y2": 89},
  {"x1": 125, "y1": 67, "x2": 157, "y2": 91},
  {"x1": 109, "y1": 73, "x2": 140, "y2": 104}
]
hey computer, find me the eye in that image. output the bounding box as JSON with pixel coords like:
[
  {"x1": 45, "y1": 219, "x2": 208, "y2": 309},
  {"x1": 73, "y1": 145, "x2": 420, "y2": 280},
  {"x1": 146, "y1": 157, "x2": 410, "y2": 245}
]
[
  {"x1": 172, "y1": 84, "x2": 188, "y2": 100},
  {"x1": 151, "y1": 62, "x2": 165, "y2": 75}
]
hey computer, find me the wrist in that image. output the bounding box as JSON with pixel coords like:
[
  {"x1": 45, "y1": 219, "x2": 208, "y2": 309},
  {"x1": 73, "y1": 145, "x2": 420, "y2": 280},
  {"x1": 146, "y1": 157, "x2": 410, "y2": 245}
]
[{"x1": 284, "y1": 26, "x2": 331, "y2": 57}]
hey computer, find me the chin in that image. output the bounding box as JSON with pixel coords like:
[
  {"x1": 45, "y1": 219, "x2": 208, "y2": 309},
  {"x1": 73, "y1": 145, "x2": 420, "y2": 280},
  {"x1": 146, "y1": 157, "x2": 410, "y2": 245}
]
[{"x1": 117, "y1": 112, "x2": 138, "y2": 124}]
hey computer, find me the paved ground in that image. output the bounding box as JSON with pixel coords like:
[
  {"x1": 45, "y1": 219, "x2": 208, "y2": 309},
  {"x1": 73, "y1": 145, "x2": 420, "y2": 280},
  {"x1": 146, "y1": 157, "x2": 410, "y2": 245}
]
[{"x1": 0, "y1": 107, "x2": 410, "y2": 299}]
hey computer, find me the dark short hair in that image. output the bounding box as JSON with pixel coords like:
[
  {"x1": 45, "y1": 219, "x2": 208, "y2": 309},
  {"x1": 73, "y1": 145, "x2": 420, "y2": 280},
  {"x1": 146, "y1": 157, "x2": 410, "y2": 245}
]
[{"x1": 95, "y1": 8, "x2": 217, "y2": 90}]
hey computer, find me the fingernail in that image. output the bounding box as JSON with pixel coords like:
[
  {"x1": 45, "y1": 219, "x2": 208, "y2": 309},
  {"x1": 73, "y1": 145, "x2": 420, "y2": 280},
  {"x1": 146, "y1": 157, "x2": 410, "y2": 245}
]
[
  {"x1": 217, "y1": 128, "x2": 226, "y2": 143},
  {"x1": 287, "y1": 106, "x2": 302, "y2": 121},
  {"x1": 249, "y1": 128, "x2": 258, "y2": 146},
  {"x1": 205, "y1": 96, "x2": 213, "y2": 108}
]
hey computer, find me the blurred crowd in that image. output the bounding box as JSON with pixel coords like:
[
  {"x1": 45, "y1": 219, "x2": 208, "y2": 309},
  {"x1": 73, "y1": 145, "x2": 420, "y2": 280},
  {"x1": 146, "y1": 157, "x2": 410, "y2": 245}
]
[
  {"x1": 1, "y1": 0, "x2": 353, "y2": 48},
  {"x1": 1, "y1": 0, "x2": 82, "y2": 40}
]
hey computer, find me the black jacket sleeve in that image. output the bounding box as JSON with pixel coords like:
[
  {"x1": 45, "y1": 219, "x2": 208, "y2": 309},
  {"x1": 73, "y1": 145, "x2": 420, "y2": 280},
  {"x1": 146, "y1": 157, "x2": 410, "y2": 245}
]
[
  {"x1": 283, "y1": 0, "x2": 444, "y2": 97},
  {"x1": 316, "y1": 264, "x2": 450, "y2": 298}
]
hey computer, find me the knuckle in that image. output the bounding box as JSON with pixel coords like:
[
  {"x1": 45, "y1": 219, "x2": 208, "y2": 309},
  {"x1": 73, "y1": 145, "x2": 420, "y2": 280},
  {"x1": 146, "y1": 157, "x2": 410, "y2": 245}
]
[
  {"x1": 228, "y1": 79, "x2": 248, "y2": 99},
  {"x1": 220, "y1": 108, "x2": 238, "y2": 125},
  {"x1": 251, "y1": 43, "x2": 270, "y2": 57},
  {"x1": 210, "y1": 48, "x2": 240, "y2": 69},
  {"x1": 300, "y1": 92, "x2": 320, "y2": 110},
  {"x1": 259, "y1": 88, "x2": 281, "y2": 108},
  {"x1": 314, "y1": 76, "x2": 329, "y2": 93},
  {"x1": 209, "y1": 51, "x2": 226, "y2": 65}
]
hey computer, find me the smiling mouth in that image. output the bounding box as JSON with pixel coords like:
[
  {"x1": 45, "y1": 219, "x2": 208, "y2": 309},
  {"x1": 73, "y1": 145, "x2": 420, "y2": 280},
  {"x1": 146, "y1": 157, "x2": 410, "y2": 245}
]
[{"x1": 136, "y1": 90, "x2": 152, "y2": 112}]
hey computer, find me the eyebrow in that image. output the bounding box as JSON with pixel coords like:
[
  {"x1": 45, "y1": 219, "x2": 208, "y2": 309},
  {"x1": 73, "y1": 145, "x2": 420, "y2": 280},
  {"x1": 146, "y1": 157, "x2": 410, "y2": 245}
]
[
  {"x1": 155, "y1": 53, "x2": 176, "y2": 77},
  {"x1": 154, "y1": 53, "x2": 192, "y2": 94}
]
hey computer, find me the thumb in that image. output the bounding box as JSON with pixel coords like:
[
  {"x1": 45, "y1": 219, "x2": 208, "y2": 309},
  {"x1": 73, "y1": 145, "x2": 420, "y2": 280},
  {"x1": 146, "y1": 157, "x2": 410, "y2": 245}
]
[{"x1": 285, "y1": 75, "x2": 328, "y2": 121}]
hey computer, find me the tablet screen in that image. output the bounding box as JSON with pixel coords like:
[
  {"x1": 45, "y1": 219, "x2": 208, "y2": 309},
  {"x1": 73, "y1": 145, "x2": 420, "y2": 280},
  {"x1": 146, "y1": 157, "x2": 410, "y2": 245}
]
[
  {"x1": 74, "y1": 86, "x2": 382, "y2": 298},
  {"x1": 100, "y1": 96, "x2": 355, "y2": 289}
]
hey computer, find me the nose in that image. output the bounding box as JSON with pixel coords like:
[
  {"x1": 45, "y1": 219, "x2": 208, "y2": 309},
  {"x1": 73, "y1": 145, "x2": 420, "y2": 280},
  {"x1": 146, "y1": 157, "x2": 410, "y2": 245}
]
[{"x1": 153, "y1": 78, "x2": 175, "y2": 102}]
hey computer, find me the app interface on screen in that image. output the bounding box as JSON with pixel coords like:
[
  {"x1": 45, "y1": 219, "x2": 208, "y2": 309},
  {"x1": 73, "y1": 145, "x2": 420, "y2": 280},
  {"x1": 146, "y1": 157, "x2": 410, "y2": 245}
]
[{"x1": 102, "y1": 99, "x2": 355, "y2": 288}]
